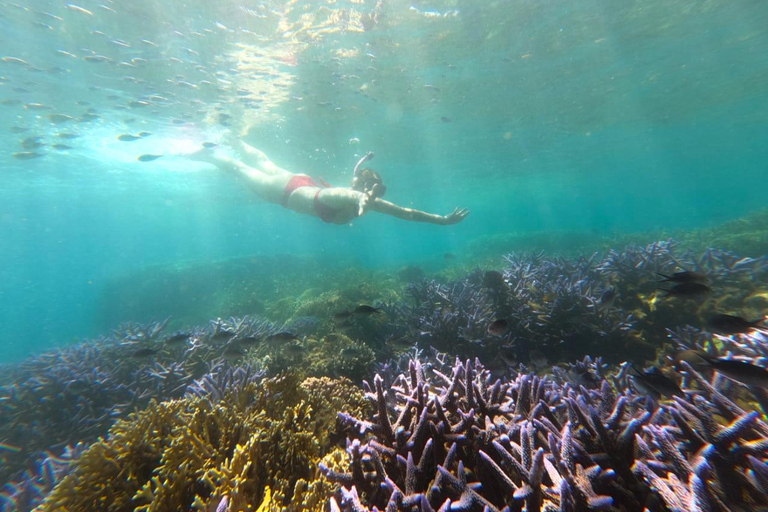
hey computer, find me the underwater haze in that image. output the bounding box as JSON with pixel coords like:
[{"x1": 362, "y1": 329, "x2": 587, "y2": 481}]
[
  {"x1": 2, "y1": 0, "x2": 767, "y2": 361},
  {"x1": 4, "y1": 2, "x2": 768, "y2": 512}
]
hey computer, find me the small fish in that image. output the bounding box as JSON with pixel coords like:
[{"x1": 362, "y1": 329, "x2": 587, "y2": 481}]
[
  {"x1": 694, "y1": 354, "x2": 768, "y2": 388},
  {"x1": 66, "y1": 3, "x2": 93, "y2": 15},
  {"x1": 266, "y1": 331, "x2": 300, "y2": 343},
  {"x1": 708, "y1": 314, "x2": 765, "y2": 335},
  {"x1": 9, "y1": 126, "x2": 28, "y2": 134},
  {"x1": 13, "y1": 151, "x2": 43, "y2": 160},
  {"x1": 2, "y1": 56, "x2": 29, "y2": 66},
  {"x1": 440, "y1": 116, "x2": 452, "y2": 123},
  {"x1": 50, "y1": 144, "x2": 72, "y2": 150},
  {"x1": 284, "y1": 342, "x2": 305, "y2": 356},
  {"x1": 238, "y1": 335, "x2": 260, "y2": 345},
  {"x1": 164, "y1": 332, "x2": 191, "y2": 344},
  {"x1": 117, "y1": 134, "x2": 141, "y2": 141},
  {"x1": 528, "y1": 349, "x2": 547, "y2": 368},
  {"x1": 25, "y1": 103, "x2": 53, "y2": 110},
  {"x1": 444, "y1": 252, "x2": 455, "y2": 260},
  {"x1": 483, "y1": 270, "x2": 508, "y2": 290},
  {"x1": 202, "y1": 142, "x2": 217, "y2": 148},
  {"x1": 58, "y1": 132, "x2": 79, "y2": 139},
  {"x1": 629, "y1": 365, "x2": 684, "y2": 399},
  {"x1": 137, "y1": 131, "x2": 152, "y2": 138},
  {"x1": 353, "y1": 305, "x2": 381, "y2": 316},
  {"x1": 487, "y1": 319, "x2": 509, "y2": 336},
  {"x1": 333, "y1": 311, "x2": 354, "y2": 322},
  {"x1": 132, "y1": 347, "x2": 158, "y2": 358},
  {"x1": 660, "y1": 282, "x2": 712, "y2": 298},
  {"x1": 210, "y1": 330, "x2": 235, "y2": 340},
  {"x1": 48, "y1": 113, "x2": 74, "y2": 124},
  {"x1": 656, "y1": 271, "x2": 709, "y2": 284},
  {"x1": 138, "y1": 154, "x2": 162, "y2": 162},
  {"x1": 21, "y1": 136, "x2": 44, "y2": 149},
  {"x1": 82, "y1": 55, "x2": 111, "y2": 63},
  {"x1": 598, "y1": 287, "x2": 616, "y2": 310},
  {"x1": 223, "y1": 344, "x2": 245, "y2": 357}
]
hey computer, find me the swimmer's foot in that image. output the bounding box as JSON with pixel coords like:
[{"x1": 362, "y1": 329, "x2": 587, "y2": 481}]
[{"x1": 186, "y1": 143, "x2": 220, "y2": 163}]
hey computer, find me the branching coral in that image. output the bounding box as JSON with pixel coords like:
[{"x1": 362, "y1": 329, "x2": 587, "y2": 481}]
[
  {"x1": 323, "y1": 356, "x2": 768, "y2": 512},
  {"x1": 37, "y1": 370, "x2": 368, "y2": 512},
  {"x1": 378, "y1": 241, "x2": 767, "y2": 366}
]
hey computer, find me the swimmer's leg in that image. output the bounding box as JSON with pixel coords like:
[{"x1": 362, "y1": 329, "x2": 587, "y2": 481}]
[{"x1": 238, "y1": 141, "x2": 292, "y2": 177}]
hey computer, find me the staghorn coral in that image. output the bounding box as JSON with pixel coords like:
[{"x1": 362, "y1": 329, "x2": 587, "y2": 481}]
[
  {"x1": 377, "y1": 240, "x2": 768, "y2": 366},
  {"x1": 36, "y1": 369, "x2": 367, "y2": 512},
  {"x1": 0, "y1": 317, "x2": 277, "y2": 493},
  {"x1": 323, "y1": 355, "x2": 768, "y2": 512}
]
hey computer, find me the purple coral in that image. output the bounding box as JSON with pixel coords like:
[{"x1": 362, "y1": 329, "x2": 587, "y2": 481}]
[{"x1": 324, "y1": 355, "x2": 768, "y2": 511}]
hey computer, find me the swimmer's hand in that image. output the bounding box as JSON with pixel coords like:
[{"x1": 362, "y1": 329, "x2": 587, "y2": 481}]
[
  {"x1": 356, "y1": 182, "x2": 385, "y2": 217},
  {"x1": 441, "y1": 207, "x2": 470, "y2": 225}
]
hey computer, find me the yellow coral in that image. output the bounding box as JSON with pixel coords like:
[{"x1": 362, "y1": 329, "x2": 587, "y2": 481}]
[{"x1": 37, "y1": 374, "x2": 366, "y2": 512}]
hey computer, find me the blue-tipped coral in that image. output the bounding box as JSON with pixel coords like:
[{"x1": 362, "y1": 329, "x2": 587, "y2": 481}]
[{"x1": 323, "y1": 355, "x2": 768, "y2": 511}]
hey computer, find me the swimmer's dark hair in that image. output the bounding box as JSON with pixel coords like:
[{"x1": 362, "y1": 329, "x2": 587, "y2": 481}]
[{"x1": 351, "y1": 168, "x2": 387, "y2": 198}]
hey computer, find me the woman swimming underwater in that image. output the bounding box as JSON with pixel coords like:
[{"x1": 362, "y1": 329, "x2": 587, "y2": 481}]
[{"x1": 191, "y1": 141, "x2": 469, "y2": 226}]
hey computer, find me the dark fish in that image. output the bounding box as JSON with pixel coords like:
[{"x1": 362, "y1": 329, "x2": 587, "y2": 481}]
[
  {"x1": 332, "y1": 311, "x2": 353, "y2": 322},
  {"x1": 353, "y1": 305, "x2": 381, "y2": 316},
  {"x1": 9, "y1": 126, "x2": 28, "y2": 134},
  {"x1": 487, "y1": 319, "x2": 509, "y2": 336},
  {"x1": 164, "y1": 332, "x2": 191, "y2": 344},
  {"x1": 238, "y1": 335, "x2": 260, "y2": 345},
  {"x1": 48, "y1": 113, "x2": 74, "y2": 124},
  {"x1": 117, "y1": 134, "x2": 141, "y2": 141},
  {"x1": 13, "y1": 151, "x2": 43, "y2": 160},
  {"x1": 629, "y1": 365, "x2": 684, "y2": 399},
  {"x1": 132, "y1": 347, "x2": 158, "y2": 358},
  {"x1": 334, "y1": 320, "x2": 356, "y2": 334},
  {"x1": 137, "y1": 131, "x2": 152, "y2": 137},
  {"x1": 266, "y1": 331, "x2": 300, "y2": 343},
  {"x1": 223, "y1": 344, "x2": 245, "y2": 357},
  {"x1": 708, "y1": 314, "x2": 765, "y2": 335},
  {"x1": 284, "y1": 342, "x2": 305, "y2": 356},
  {"x1": 483, "y1": 270, "x2": 508, "y2": 290},
  {"x1": 660, "y1": 282, "x2": 712, "y2": 298},
  {"x1": 21, "y1": 136, "x2": 44, "y2": 149},
  {"x1": 674, "y1": 350, "x2": 713, "y2": 370},
  {"x1": 58, "y1": 132, "x2": 79, "y2": 139},
  {"x1": 698, "y1": 355, "x2": 768, "y2": 388},
  {"x1": 440, "y1": 116, "x2": 452, "y2": 123},
  {"x1": 444, "y1": 252, "x2": 455, "y2": 260},
  {"x1": 528, "y1": 349, "x2": 547, "y2": 368},
  {"x1": 656, "y1": 271, "x2": 709, "y2": 284},
  {"x1": 138, "y1": 154, "x2": 162, "y2": 162},
  {"x1": 598, "y1": 287, "x2": 616, "y2": 310},
  {"x1": 50, "y1": 144, "x2": 72, "y2": 150},
  {"x1": 202, "y1": 142, "x2": 217, "y2": 148},
  {"x1": 210, "y1": 330, "x2": 235, "y2": 340}
]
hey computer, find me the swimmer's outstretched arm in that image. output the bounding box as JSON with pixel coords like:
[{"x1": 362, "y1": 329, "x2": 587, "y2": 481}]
[{"x1": 369, "y1": 198, "x2": 469, "y2": 225}]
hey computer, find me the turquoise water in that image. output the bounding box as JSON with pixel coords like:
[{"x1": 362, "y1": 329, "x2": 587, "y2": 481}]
[{"x1": 1, "y1": 0, "x2": 767, "y2": 362}]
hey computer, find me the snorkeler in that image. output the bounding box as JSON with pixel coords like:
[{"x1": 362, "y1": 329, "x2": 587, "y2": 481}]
[{"x1": 190, "y1": 141, "x2": 469, "y2": 225}]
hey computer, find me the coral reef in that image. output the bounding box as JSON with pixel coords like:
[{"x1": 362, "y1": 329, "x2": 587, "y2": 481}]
[
  {"x1": 324, "y1": 355, "x2": 768, "y2": 511},
  {"x1": 37, "y1": 369, "x2": 368, "y2": 512},
  {"x1": 380, "y1": 240, "x2": 767, "y2": 365},
  {"x1": 3, "y1": 239, "x2": 766, "y2": 511},
  {"x1": 0, "y1": 445, "x2": 85, "y2": 512}
]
